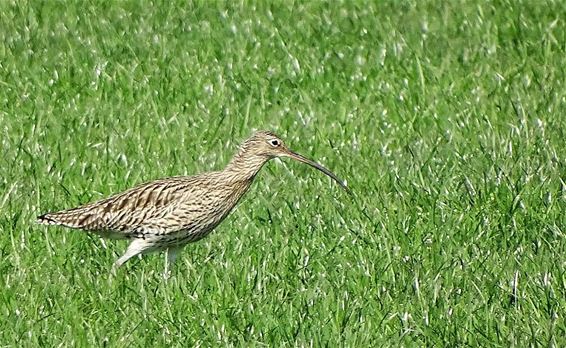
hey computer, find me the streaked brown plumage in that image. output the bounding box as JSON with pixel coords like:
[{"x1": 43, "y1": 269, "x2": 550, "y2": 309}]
[{"x1": 37, "y1": 131, "x2": 350, "y2": 276}]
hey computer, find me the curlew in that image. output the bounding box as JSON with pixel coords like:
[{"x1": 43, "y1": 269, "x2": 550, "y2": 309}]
[{"x1": 37, "y1": 131, "x2": 350, "y2": 276}]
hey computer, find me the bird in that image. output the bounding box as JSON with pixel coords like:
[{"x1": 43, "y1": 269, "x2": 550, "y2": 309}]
[{"x1": 37, "y1": 130, "x2": 350, "y2": 277}]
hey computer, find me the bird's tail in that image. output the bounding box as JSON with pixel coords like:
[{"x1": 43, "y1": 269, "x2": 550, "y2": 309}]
[
  {"x1": 37, "y1": 209, "x2": 88, "y2": 228},
  {"x1": 37, "y1": 205, "x2": 100, "y2": 230},
  {"x1": 37, "y1": 213, "x2": 62, "y2": 225}
]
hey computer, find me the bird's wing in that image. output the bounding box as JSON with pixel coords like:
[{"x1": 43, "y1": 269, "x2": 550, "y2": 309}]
[{"x1": 37, "y1": 176, "x2": 198, "y2": 234}]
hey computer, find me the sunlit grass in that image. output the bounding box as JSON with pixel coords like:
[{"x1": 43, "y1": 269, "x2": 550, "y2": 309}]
[{"x1": 1, "y1": 0, "x2": 565, "y2": 346}]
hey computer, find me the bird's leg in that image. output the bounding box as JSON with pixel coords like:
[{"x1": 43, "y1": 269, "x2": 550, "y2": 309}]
[
  {"x1": 163, "y1": 246, "x2": 184, "y2": 279},
  {"x1": 111, "y1": 239, "x2": 149, "y2": 275}
]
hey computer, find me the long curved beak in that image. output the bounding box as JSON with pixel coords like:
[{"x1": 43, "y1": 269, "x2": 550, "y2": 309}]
[{"x1": 283, "y1": 150, "x2": 351, "y2": 194}]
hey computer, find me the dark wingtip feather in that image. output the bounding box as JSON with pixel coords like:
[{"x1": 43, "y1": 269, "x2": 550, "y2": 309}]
[{"x1": 37, "y1": 213, "x2": 58, "y2": 225}]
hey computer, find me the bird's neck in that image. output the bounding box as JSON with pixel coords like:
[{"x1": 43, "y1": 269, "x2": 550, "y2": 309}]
[{"x1": 224, "y1": 150, "x2": 271, "y2": 183}]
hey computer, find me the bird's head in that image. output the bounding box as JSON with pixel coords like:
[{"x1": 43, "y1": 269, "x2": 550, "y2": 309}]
[{"x1": 236, "y1": 131, "x2": 350, "y2": 193}]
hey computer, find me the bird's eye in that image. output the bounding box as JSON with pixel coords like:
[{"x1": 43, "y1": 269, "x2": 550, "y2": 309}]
[{"x1": 269, "y1": 139, "x2": 280, "y2": 147}]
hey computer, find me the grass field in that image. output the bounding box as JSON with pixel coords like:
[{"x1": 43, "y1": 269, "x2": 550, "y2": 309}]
[{"x1": 1, "y1": 0, "x2": 565, "y2": 346}]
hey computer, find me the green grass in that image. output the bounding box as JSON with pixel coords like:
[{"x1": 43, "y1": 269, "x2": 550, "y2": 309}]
[{"x1": 1, "y1": 0, "x2": 565, "y2": 346}]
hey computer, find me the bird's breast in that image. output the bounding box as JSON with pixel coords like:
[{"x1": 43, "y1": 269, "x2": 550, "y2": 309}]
[{"x1": 183, "y1": 180, "x2": 252, "y2": 224}]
